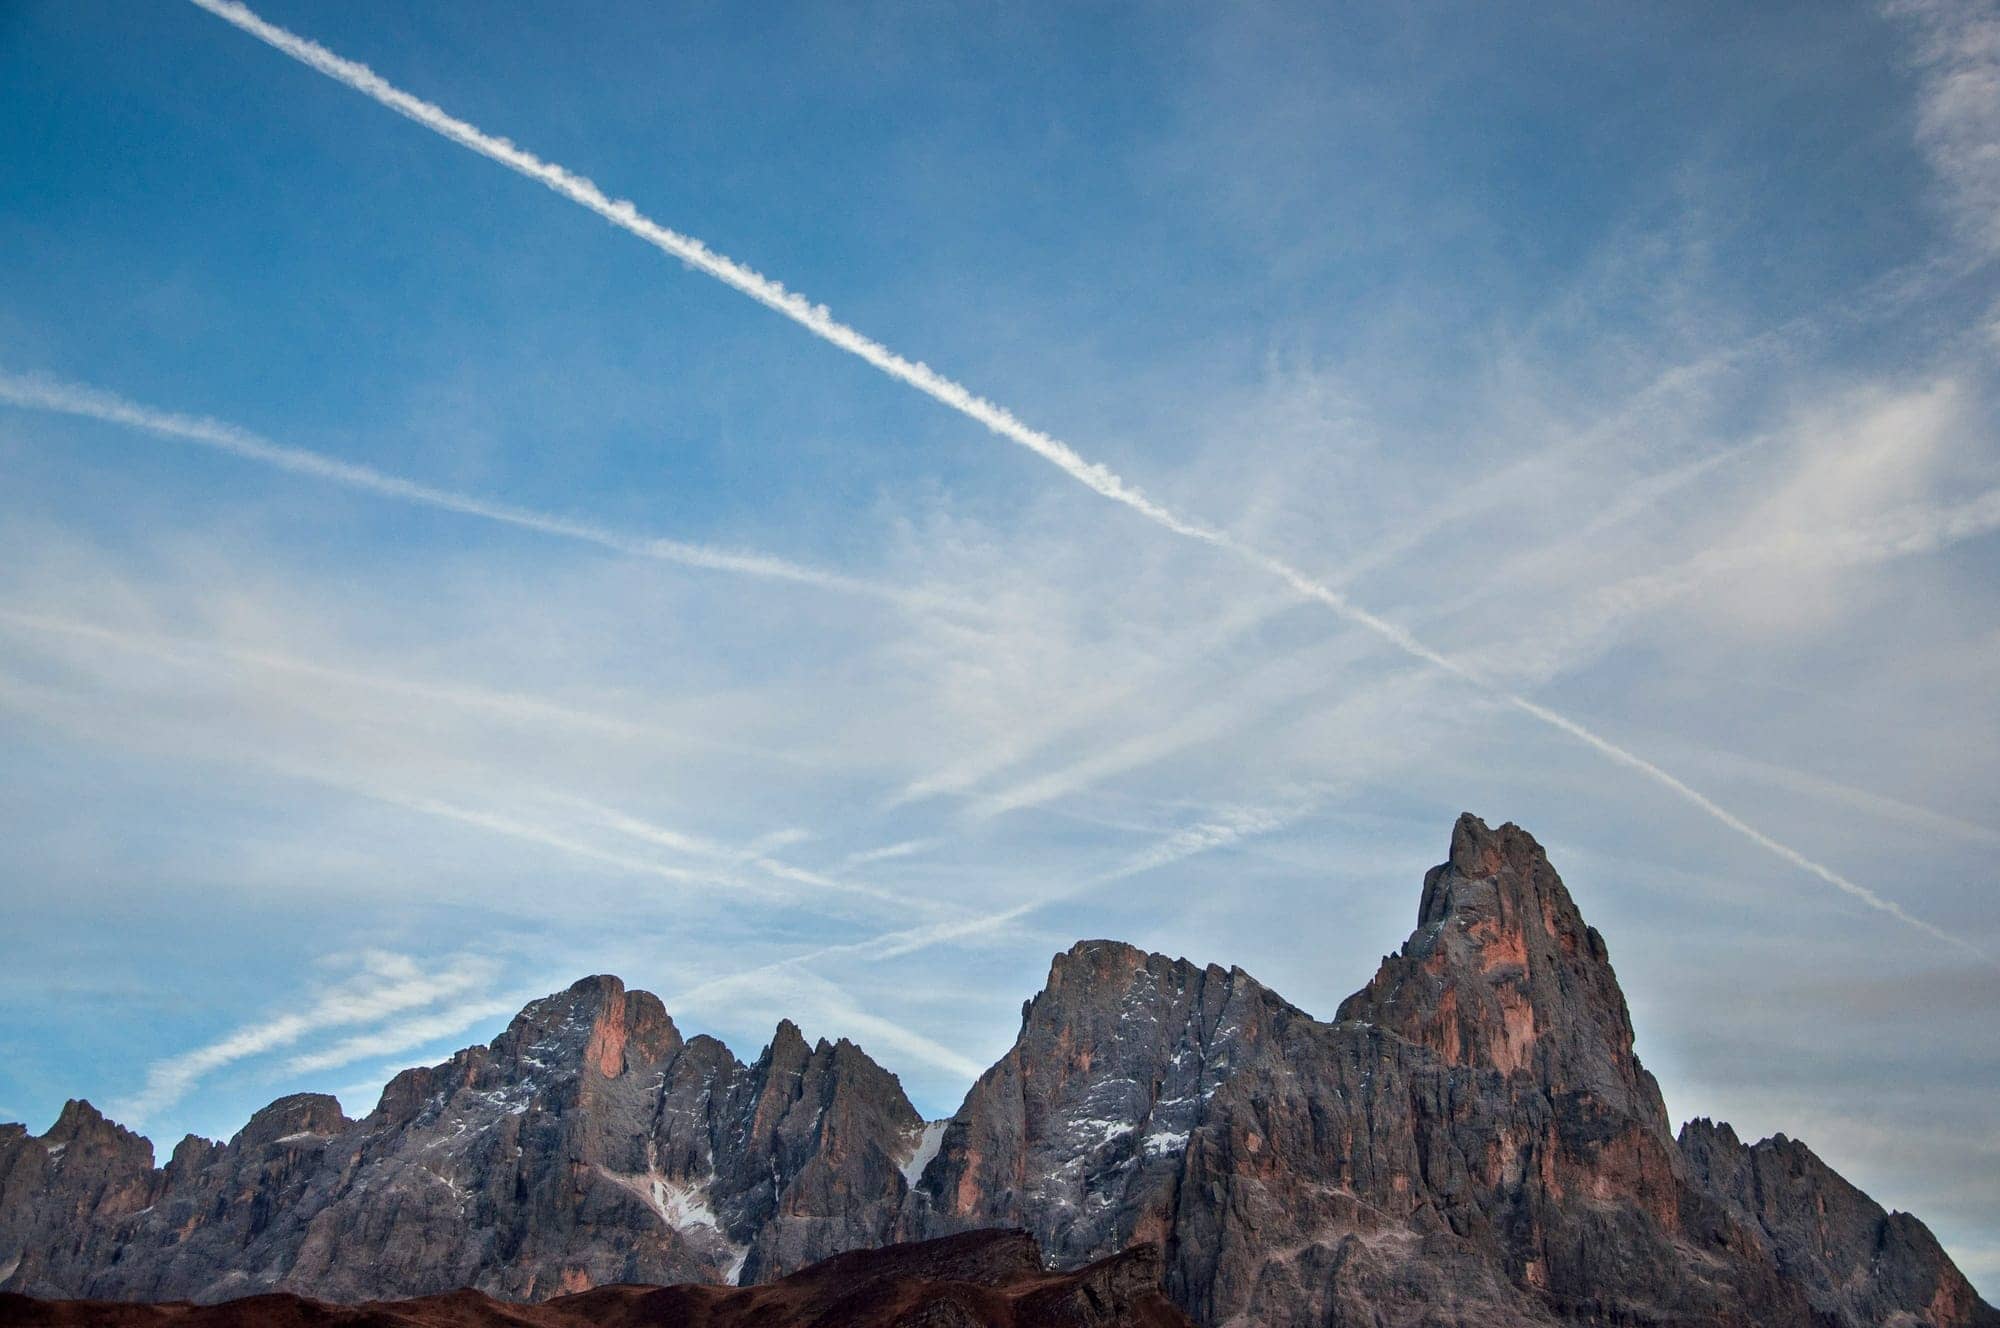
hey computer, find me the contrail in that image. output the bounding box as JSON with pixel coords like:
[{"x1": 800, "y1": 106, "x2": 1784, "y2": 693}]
[
  {"x1": 0, "y1": 371, "x2": 964, "y2": 615},
  {"x1": 184, "y1": 0, "x2": 1982, "y2": 961}
]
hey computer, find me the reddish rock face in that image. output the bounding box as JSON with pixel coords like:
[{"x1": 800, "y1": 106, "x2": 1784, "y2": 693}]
[
  {"x1": 1, "y1": 815, "x2": 1992, "y2": 1328},
  {"x1": 1336, "y1": 813, "x2": 1688, "y2": 1246}
]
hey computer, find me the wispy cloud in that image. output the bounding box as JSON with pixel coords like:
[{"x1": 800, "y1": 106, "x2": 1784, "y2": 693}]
[
  {"x1": 0, "y1": 584, "x2": 1003, "y2": 929},
  {"x1": 667, "y1": 794, "x2": 1305, "y2": 1023},
  {"x1": 1489, "y1": 483, "x2": 2000, "y2": 684},
  {"x1": 1088, "y1": 800, "x2": 1306, "y2": 885},
  {"x1": 1889, "y1": 0, "x2": 2000, "y2": 254},
  {"x1": 0, "y1": 633, "x2": 894, "y2": 921},
  {"x1": 283, "y1": 993, "x2": 524, "y2": 1075},
  {"x1": 959, "y1": 632, "x2": 1375, "y2": 821},
  {"x1": 181, "y1": 0, "x2": 1981, "y2": 961},
  {"x1": 1469, "y1": 379, "x2": 2000, "y2": 685},
  {"x1": 0, "y1": 370, "x2": 961, "y2": 615},
  {"x1": 888, "y1": 589, "x2": 1301, "y2": 810},
  {"x1": 837, "y1": 839, "x2": 941, "y2": 870},
  {"x1": 239, "y1": 777, "x2": 929, "y2": 923},
  {"x1": 113, "y1": 951, "x2": 497, "y2": 1125}
]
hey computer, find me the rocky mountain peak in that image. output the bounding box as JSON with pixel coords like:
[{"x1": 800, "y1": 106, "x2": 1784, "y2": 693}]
[
  {"x1": 765, "y1": 1018, "x2": 810, "y2": 1062},
  {"x1": 234, "y1": 1094, "x2": 348, "y2": 1151},
  {"x1": 165, "y1": 1134, "x2": 222, "y2": 1177},
  {"x1": 1678, "y1": 1114, "x2": 1741, "y2": 1152},
  {"x1": 1340, "y1": 814, "x2": 1649, "y2": 1100},
  {"x1": 1419, "y1": 813, "x2": 1594, "y2": 962},
  {"x1": 1045, "y1": 938, "x2": 1150, "y2": 978},
  {"x1": 1333, "y1": 813, "x2": 1685, "y2": 1266},
  {"x1": 906, "y1": 935, "x2": 1302, "y2": 1276},
  {"x1": 488, "y1": 973, "x2": 683, "y2": 1082},
  {"x1": 46, "y1": 1100, "x2": 102, "y2": 1137},
  {"x1": 1028, "y1": 940, "x2": 1270, "y2": 1040},
  {"x1": 38, "y1": 1102, "x2": 154, "y2": 1174}
]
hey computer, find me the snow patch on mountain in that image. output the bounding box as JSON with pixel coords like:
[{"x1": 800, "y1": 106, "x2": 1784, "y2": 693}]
[
  {"x1": 899, "y1": 1120, "x2": 948, "y2": 1188},
  {"x1": 596, "y1": 1164, "x2": 722, "y2": 1234}
]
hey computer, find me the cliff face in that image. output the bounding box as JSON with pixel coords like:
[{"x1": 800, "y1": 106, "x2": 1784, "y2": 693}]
[{"x1": 1, "y1": 815, "x2": 1991, "y2": 1328}]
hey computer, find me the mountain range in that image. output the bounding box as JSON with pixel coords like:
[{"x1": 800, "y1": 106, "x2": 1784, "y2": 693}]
[{"x1": 2, "y1": 814, "x2": 1990, "y2": 1326}]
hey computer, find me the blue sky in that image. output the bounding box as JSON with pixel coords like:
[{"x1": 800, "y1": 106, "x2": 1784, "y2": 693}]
[{"x1": 2, "y1": 0, "x2": 1998, "y2": 1290}]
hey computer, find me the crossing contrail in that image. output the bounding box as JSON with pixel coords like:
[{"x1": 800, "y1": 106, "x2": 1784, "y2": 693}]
[
  {"x1": 0, "y1": 370, "x2": 964, "y2": 614},
  {"x1": 183, "y1": 0, "x2": 1983, "y2": 962}
]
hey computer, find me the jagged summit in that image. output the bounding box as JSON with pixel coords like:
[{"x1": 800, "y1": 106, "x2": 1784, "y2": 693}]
[
  {"x1": 1, "y1": 974, "x2": 926, "y2": 1301},
  {"x1": 1339, "y1": 811, "x2": 1658, "y2": 1108},
  {"x1": 1, "y1": 815, "x2": 1989, "y2": 1327}
]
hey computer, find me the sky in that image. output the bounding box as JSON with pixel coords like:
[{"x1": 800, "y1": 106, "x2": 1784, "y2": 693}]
[{"x1": 0, "y1": 0, "x2": 1997, "y2": 1291}]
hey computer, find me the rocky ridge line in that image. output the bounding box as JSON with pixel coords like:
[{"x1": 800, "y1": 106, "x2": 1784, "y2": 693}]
[{"x1": 2, "y1": 814, "x2": 1990, "y2": 1327}]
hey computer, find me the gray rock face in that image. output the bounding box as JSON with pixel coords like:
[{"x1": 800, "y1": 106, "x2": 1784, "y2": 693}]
[
  {"x1": 0, "y1": 976, "x2": 925, "y2": 1302},
  {"x1": 1679, "y1": 1118, "x2": 1994, "y2": 1328},
  {"x1": 0, "y1": 1102, "x2": 159, "y2": 1293},
  {"x1": 1, "y1": 814, "x2": 1991, "y2": 1328}
]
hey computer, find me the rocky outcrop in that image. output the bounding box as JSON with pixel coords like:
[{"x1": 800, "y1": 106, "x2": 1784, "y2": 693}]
[
  {"x1": 0, "y1": 1228, "x2": 1194, "y2": 1328},
  {"x1": 1, "y1": 814, "x2": 1990, "y2": 1327}
]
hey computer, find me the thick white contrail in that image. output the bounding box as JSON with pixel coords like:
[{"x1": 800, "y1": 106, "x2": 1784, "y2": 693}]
[
  {"x1": 0, "y1": 371, "x2": 962, "y2": 614},
  {"x1": 184, "y1": 0, "x2": 1982, "y2": 961}
]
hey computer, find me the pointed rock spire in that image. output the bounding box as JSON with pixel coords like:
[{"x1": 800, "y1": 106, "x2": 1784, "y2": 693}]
[{"x1": 1340, "y1": 812, "x2": 1655, "y2": 1113}]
